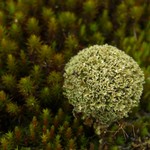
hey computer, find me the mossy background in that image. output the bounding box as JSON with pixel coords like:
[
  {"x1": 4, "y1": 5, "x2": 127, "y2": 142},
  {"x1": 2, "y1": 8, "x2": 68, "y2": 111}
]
[{"x1": 0, "y1": 0, "x2": 149, "y2": 149}]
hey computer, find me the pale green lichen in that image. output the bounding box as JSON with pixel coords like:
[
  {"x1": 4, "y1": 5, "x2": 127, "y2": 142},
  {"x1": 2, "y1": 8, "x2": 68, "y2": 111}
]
[{"x1": 63, "y1": 44, "x2": 145, "y2": 135}]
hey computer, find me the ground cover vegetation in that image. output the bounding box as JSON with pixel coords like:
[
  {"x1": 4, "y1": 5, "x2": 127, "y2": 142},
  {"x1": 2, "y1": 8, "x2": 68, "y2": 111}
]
[{"x1": 0, "y1": 0, "x2": 149, "y2": 149}]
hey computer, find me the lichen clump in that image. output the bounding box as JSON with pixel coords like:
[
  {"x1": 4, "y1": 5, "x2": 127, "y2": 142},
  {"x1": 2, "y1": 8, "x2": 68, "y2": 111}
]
[{"x1": 63, "y1": 44, "x2": 145, "y2": 133}]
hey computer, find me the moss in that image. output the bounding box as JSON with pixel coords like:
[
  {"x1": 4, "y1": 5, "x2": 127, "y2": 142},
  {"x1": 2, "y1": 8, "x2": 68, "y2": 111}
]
[
  {"x1": 0, "y1": 0, "x2": 149, "y2": 149},
  {"x1": 110, "y1": 146, "x2": 119, "y2": 150},
  {"x1": 0, "y1": 108, "x2": 89, "y2": 149}
]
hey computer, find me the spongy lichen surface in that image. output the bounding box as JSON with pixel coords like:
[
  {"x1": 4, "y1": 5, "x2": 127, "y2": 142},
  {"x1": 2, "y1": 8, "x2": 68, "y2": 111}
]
[{"x1": 63, "y1": 44, "x2": 145, "y2": 126}]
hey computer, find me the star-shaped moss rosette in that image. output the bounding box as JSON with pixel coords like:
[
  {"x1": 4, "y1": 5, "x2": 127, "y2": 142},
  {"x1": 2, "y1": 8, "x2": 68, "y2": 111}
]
[{"x1": 63, "y1": 44, "x2": 145, "y2": 135}]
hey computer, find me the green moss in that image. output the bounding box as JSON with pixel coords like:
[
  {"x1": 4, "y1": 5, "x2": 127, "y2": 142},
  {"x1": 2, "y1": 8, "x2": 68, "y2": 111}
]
[
  {"x1": 2, "y1": 74, "x2": 16, "y2": 91},
  {"x1": 110, "y1": 145, "x2": 119, "y2": 150},
  {"x1": 82, "y1": 0, "x2": 98, "y2": 20},
  {"x1": 0, "y1": 0, "x2": 149, "y2": 149},
  {"x1": 26, "y1": 17, "x2": 40, "y2": 35},
  {"x1": 115, "y1": 135, "x2": 125, "y2": 145},
  {"x1": 58, "y1": 11, "x2": 76, "y2": 30},
  {"x1": 18, "y1": 76, "x2": 35, "y2": 97}
]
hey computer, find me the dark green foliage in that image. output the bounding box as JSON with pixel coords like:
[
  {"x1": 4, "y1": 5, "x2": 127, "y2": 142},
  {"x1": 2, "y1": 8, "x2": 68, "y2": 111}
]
[
  {"x1": 9, "y1": 23, "x2": 23, "y2": 42},
  {"x1": 0, "y1": 108, "x2": 88, "y2": 149},
  {"x1": 2, "y1": 74, "x2": 16, "y2": 91},
  {"x1": 0, "y1": 0, "x2": 149, "y2": 149},
  {"x1": 26, "y1": 17, "x2": 40, "y2": 36},
  {"x1": 18, "y1": 76, "x2": 35, "y2": 97},
  {"x1": 58, "y1": 11, "x2": 76, "y2": 30},
  {"x1": 27, "y1": 35, "x2": 42, "y2": 56},
  {"x1": 82, "y1": 0, "x2": 98, "y2": 20}
]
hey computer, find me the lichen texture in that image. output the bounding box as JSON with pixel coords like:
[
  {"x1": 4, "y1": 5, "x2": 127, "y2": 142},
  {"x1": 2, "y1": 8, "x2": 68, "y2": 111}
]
[{"x1": 63, "y1": 44, "x2": 145, "y2": 135}]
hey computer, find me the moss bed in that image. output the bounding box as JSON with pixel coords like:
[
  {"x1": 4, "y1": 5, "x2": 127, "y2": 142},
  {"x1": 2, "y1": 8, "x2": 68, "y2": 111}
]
[{"x1": 0, "y1": 0, "x2": 150, "y2": 149}]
